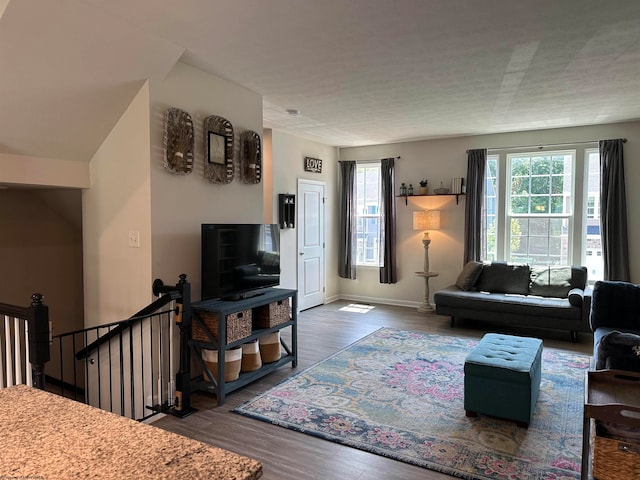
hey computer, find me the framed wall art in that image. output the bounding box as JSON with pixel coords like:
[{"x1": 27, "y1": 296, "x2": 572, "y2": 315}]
[
  {"x1": 208, "y1": 131, "x2": 227, "y2": 165},
  {"x1": 204, "y1": 115, "x2": 234, "y2": 184}
]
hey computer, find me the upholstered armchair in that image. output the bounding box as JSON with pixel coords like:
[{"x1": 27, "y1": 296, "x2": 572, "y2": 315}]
[{"x1": 590, "y1": 280, "x2": 640, "y2": 371}]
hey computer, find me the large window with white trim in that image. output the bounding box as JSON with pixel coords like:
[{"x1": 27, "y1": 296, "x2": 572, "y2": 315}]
[
  {"x1": 507, "y1": 151, "x2": 574, "y2": 265},
  {"x1": 482, "y1": 146, "x2": 606, "y2": 277}
]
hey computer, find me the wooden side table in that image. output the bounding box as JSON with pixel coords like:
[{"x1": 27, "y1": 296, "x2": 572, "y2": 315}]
[
  {"x1": 581, "y1": 369, "x2": 640, "y2": 480},
  {"x1": 415, "y1": 271, "x2": 438, "y2": 313}
]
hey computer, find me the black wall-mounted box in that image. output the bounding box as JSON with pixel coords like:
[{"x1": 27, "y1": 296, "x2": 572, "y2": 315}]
[{"x1": 278, "y1": 194, "x2": 295, "y2": 229}]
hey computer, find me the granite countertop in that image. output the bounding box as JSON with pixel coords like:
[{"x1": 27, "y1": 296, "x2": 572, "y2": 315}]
[{"x1": 0, "y1": 384, "x2": 262, "y2": 480}]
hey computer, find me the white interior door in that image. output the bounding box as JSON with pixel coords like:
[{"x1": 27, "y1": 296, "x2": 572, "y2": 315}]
[{"x1": 297, "y1": 180, "x2": 325, "y2": 311}]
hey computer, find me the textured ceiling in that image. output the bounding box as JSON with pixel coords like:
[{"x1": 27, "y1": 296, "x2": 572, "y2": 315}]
[{"x1": 2, "y1": 0, "x2": 640, "y2": 161}]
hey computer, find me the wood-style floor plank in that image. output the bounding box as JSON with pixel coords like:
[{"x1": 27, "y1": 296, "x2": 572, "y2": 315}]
[{"x1": 154, "y1": 300, "x2": 592, "y2": 480}]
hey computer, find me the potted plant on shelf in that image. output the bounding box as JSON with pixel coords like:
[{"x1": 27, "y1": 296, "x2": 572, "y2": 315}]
[{"x1": 419, "y1": 179, "x2": 428, "y2": 195}]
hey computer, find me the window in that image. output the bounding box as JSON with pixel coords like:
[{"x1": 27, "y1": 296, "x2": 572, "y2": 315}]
[
  {"x1": 355, "y1": 163, "x2": 382, "y2": 266},
  {"x1": 482, "y1": 146, "x2": 605, "y2": 280},
  {"x1": 584, "y1": 149, "x2": 603, "y2": 282},
  {"x1": 483, "y1": 150, "x2": 579, "y2": 266},
  {"x1": 506, "y1": 151, "x2": 574, "y2": 265},
  {"x1": 586, "y1": 197, "x2": 597, "y2": 219},
  {"x1": 484, "y1": 155, "x2": 499, "y2": 261}
]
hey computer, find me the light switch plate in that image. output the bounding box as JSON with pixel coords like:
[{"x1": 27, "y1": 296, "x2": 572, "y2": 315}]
[{"x1": 128, "y1": 230, "x2": 140, "y2": 248}]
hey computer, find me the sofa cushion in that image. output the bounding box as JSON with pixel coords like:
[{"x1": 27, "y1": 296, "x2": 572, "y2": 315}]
[
  {"x1": 590, "y1": 281, "x2": 640, "y2": 331},
  {"x1": 595, "y1": 330, "x2": 640, "y2": 371},
  {"x1": 529, "y1": 266, "x2": 587, "y2": 298},
  {"x1": 434, "y1": 287, "x2": 580, "y2": 320},
  {"x1": 475, "y1": 263, "x2": 530, "y2": 295},
  {"x1": 455, "y1": 261, "x2": 484, "y2": 291}
]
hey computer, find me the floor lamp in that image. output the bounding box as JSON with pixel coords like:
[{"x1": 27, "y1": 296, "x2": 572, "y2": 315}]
[{"x1": 413, "y1": 210, "x2": 441, "y2": 313}]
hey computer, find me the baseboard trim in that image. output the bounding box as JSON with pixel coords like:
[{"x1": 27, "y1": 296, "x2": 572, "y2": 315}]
[{"x1": 332, "y1": 294, "x2": 421, "y2": 309}]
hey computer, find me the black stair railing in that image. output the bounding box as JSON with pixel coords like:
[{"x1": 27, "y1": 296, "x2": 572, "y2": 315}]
[
  {"x1": 0, "y1": 293, "x2": 51, "y2": 389},
  {"x1": 152, "y1": 275, "x2": 195, "y2": 417},
  {"x1": 48, "y1": 274, "x2": 193, "y2": 421}
]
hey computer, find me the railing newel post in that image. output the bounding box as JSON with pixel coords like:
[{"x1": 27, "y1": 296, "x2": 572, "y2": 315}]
[
  {"x1": 28, "y1": 293, "x2": 50, "y2": 390},
  {"x1": 171, "y1": 274, "x2": 196, "y2": 417}
]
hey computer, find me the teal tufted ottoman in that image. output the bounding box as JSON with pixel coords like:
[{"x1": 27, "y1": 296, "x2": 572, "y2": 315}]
[{"x1": 464, "y1": 333, "x2": 543, "y2": 427}]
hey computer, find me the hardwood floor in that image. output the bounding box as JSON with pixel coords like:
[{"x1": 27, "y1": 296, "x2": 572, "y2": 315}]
[{"x1": 154, "y1": 300, "x2": 593, "y2": 480}]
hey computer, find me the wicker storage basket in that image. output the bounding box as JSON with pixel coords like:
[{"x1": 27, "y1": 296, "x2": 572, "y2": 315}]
[
  {"x1": 254, "y1": 300, "x2": 290, "y2": 329},
  {"x1": 593, "y1": 434, "x2": 640, "y2": 479},
  {"x1": 259, "y1": 332, "x2": 281, "y2": 363},
  {"x1": 202, "y1": 347, "x2": 242, "y2": 383},
  {"x1": 192, "y1": 310, "x2": 252, "y2": 344},
  {"x1": 241, "y1": 340, "x2": 262, "y2": 372}
]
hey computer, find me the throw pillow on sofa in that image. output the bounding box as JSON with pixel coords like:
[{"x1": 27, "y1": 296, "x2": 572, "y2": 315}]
[
  {"x1": 529, "y1": 266, "x2": 572, "y2": 297},
  {"x1": 475, "y1": 262, "x2": 530, "y2": 294},
  {"x1": 529, "y1": 266, "x2": 587, "y2": 298},
  {"x1": 595, "y1": 330, "x2": 640, "y2": 371},
  {"x1": 455, "y1": 261, "x2": 483, "y2": 291}
]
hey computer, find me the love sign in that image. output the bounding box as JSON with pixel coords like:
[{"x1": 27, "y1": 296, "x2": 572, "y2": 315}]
[{"x1": 304, "y1": 157, "x2": 323, "y2": 173}]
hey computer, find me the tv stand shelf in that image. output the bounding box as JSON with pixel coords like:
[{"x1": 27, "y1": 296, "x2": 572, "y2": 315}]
[{"x1": 190, "y1": 288, "x2": 297, "y2": 405}]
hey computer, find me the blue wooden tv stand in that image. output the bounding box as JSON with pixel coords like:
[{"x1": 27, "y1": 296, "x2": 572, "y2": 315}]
[{"x1": 190, "y1": 288, "x2": 297, "y2": 405}]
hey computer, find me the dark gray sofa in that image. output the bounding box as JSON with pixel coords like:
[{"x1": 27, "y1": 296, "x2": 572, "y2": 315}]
[{"x1": 434, "y1": 262, "x2": 591, "y2": 341}]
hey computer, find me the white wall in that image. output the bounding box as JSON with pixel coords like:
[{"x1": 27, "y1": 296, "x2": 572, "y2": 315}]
[
  {"x1": 0, "y1": 153, "x2": 89, "y2": 188},
  {"x1": 149, "y1": 62, "x2": 263, "y2": 300},
  {"x1": 83, "y1": 82, "x2": 153, "y2": 326},
  {"x1": 340, "y1": 120, "x2": 640, "y2": 307},
  {"x1": 269, "y1": 130, "x2": 339, "y2": 299}
]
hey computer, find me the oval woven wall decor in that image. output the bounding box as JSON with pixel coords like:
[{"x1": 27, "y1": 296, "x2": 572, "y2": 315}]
[
  {"x1": 204, "y1": 115, "x2": 234, "y2": 184},
  {"x1": 163, "y1": 107, "x2": 194, "y2": 175},
  {"x1": 240, "y1": 130, "x2": 262, "y2": 184}
]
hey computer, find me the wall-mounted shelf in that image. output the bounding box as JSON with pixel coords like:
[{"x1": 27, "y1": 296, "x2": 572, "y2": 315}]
[
  {"x1": 396, "y1": 193, "x2": 466, "y2": 205},
  {"x1": 278, "y1": 194, "x2": 295, "y2": 228}
]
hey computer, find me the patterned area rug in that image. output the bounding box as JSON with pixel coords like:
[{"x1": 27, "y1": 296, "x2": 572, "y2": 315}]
[{"x1": 233, "y1": 328, "x2": 590, "y2": 479}]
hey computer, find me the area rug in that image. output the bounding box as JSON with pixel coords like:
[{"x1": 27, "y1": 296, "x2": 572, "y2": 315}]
[{"x1": 233, "y1": 328, "x2": 590, "y2": 479}]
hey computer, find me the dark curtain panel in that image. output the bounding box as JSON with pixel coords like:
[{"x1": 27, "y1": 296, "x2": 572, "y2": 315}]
[
  {"x1": 599, "y1": 139, "x2": 630, "y2": 281},
  {"x1": 338, "y1": 161, "x2": 357, "y2": 279},
  {"x1": 379, "y1": 158, "x2": 397, "y2": 283},
  {"x1": 463, "y1": 149, "x2": 487, "y2": 264}
]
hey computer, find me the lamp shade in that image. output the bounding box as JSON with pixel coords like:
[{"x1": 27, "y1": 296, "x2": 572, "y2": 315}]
[{"x1": 413, "y1": 210, "x2": 441, "y2": 231}]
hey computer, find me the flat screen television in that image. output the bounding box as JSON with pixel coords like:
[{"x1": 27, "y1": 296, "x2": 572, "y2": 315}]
[{"x1": 201, "y1": 223, "x2": 281, "y2": 301}]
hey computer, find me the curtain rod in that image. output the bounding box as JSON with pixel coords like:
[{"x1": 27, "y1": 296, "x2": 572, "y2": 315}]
[
  {"x1": 466, "y1": 138, "x2": 626, "y2": 153},
  {"x1": 339, "y1": 156, "x2": 401, "y2": 163}
]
